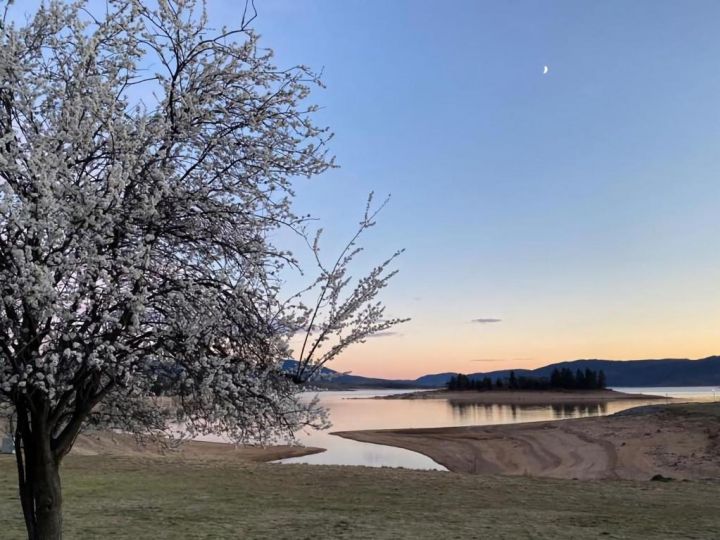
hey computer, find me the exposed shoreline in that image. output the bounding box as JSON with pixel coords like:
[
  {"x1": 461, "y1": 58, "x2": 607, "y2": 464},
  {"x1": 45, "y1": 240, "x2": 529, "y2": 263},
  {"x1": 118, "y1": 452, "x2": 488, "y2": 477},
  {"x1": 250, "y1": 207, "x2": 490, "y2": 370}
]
[
  {"x1": 71, "y1": 431, "x2": 324, "y2": 463},
  {"x1": 335, "y1": 402, "x2": 720, "y2": 481},
  {"x1": 0, "y1": 416, "x2": 323, "y2": 463},
  {"x1": 376, "y1": 388, "x2": 671, "y2": 404}
]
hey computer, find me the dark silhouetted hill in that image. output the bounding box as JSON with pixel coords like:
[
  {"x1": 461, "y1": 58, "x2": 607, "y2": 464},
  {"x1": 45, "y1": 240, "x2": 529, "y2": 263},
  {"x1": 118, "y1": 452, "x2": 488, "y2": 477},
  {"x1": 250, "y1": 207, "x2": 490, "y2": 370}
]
[
  {"x1": 416, "y1": 356, "x2": 720, "y2": 388},
  {"x1": 283, "y1": 357, "x2": 720, "y2": 389}
]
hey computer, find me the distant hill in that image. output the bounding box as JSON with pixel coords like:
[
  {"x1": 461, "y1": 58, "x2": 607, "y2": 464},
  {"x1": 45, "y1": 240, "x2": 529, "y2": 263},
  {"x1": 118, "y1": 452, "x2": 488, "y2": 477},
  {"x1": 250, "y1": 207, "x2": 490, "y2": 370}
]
[
  {"x1": 416, "y1": 356, "x2": 720, "y2": 388},
  {"x1": 413, "y1": 372, "x2": 460, "y2": 387},
  {"x1": 281, "y1": 360, "x2": 421, "y2": 389},
  {"x1": 283, "y1": 356, "x2": 720, "y2": 388},
  {"x1": 284, "y1": 356, "x2": 720, "y2": 389},
  {"x1": 531, "y1": 357, "x2": 720, "y2": 387}
]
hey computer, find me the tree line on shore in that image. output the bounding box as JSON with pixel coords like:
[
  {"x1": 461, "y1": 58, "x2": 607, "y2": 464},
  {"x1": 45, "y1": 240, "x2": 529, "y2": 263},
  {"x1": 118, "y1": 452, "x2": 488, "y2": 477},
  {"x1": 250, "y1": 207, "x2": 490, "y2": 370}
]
[{"x1": 446, "y1": 368, "x2": 607, "y2": 391}]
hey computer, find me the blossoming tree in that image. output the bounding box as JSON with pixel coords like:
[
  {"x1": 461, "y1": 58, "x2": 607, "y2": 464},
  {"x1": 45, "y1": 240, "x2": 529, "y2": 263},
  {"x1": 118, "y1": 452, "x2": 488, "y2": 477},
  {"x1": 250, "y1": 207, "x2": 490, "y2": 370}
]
[{"x1": 0, "y1": 2, "x2": 404, "y2": 538}]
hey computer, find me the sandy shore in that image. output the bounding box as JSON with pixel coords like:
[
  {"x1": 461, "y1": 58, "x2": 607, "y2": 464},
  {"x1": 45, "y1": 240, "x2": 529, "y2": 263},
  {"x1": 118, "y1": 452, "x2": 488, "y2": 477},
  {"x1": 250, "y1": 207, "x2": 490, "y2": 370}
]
[
  {"x1": 0, "y1": 421, "x2": 322, "y2": 463},
  {"x1": 69, "y1": 431, "x2": 324, "y2": 462},
  {"x1": 335, "y1": 402, "x2": 720, "y2": 481},
  {"x1": 380, "y1": 389, "x2": 669, "y2": 404}
]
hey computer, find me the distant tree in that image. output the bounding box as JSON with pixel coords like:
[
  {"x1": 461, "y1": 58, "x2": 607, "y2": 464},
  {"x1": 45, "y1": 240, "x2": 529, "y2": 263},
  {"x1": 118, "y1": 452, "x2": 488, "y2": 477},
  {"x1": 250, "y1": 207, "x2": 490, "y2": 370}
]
[
  {"x1": 598, "y1": 370, "x2": 607, "y2": 389},
  {"x1": 449, "y1": 367, "x2": 607, "y2": 392},
  {"x1": 0, "y1": 2, "x2": 406, "y2": 538},
  {"x1": 560, "y1": 368, "x2": 576, "y2": 389},
  {"x1": 575, "y1": 369, "x2": 586, "y2": 389},
  {"x1": 584, "y1": 368, "x2": 597, "y2": 390},
  {"x1": 508, "y1": 371, "x2": 518, "y2": 390},
  {"x1": 447, "y1": 367, "x2": 610, "y2": 392},
  {"x1": 550, "y1": 368, "x2": 561, "y2": 388},
  {"x1": 447, "y1": 374, "x2": 473, "y2": 391}
]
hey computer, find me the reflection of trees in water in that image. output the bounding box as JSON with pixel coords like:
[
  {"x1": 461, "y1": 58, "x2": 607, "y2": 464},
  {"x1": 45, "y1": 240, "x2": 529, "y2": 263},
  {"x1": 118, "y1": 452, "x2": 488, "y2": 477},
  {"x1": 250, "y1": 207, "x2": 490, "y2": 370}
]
[
  {"x1": 550, "y1": 402, "x2": 607, "y2": 418},
  {"x1": 447, "y1": 401, "x2": 607, "y2": 422},
  {"x1": 447, "y1": 402, "x2": 526, "y2": 423},
  {"x1": 448, "y1": 401, "x2": 497, "y2": 420}
]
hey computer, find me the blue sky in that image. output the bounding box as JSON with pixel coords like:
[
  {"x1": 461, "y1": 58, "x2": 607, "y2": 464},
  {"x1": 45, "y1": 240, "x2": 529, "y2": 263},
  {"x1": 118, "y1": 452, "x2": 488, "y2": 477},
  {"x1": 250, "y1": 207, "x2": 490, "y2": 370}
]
[
  {"x1": 242, "y1": 0, "x2": 720, "y2": 377},
  {"x1": 12, "y1": 1, "x2": 720, "y2": 378}
]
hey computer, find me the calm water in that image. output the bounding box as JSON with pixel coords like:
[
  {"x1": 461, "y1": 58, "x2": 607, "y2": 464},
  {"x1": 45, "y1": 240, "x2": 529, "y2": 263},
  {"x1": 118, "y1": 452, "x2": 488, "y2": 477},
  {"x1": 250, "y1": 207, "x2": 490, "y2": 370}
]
[
  {"x1": 277, "y1": 386, "x2": 717, "y2": 470},
  {"x1": 611, "y1": 386, "x2": 719, "y2": 400}
]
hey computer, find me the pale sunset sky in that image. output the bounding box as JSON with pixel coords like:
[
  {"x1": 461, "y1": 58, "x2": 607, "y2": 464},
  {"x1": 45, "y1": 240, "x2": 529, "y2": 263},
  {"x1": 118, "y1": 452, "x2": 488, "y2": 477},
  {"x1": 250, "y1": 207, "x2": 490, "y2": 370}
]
[
  {"x1": 250, "y1": 0, "x2": 720, "y2": 379},
  {"x1": 18, "y1": 1, "x2": 720, "y2": 379}
]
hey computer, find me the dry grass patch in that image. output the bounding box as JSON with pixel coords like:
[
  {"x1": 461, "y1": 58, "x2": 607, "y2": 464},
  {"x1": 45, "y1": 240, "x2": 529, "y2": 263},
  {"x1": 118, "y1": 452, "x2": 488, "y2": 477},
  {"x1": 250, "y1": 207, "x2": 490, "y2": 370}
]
[{"x1": 1, "y1": 454, "x2": 719, "y2": 539}]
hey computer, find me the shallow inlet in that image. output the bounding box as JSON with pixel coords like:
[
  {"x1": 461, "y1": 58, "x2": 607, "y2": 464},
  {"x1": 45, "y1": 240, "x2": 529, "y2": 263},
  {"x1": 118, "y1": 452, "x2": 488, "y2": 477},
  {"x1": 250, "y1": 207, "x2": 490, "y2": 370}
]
[{"x1": 275, "y1": 387, "x2": 718, "y2": 470}]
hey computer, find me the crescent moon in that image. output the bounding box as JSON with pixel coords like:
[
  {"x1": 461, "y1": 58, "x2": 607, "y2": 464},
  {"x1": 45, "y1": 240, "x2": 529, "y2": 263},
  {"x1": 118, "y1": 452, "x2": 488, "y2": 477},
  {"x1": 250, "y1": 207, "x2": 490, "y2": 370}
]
[{"x1": 543, "y1": 65, "x2": 549, "y2": 75}]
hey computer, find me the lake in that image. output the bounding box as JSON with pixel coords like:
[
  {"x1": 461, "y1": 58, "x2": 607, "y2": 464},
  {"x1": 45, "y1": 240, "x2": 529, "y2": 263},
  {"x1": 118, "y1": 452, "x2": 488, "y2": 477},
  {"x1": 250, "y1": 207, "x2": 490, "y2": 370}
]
[{"x1": 277, "y1": 386, "x2": 718, "y2": 470}]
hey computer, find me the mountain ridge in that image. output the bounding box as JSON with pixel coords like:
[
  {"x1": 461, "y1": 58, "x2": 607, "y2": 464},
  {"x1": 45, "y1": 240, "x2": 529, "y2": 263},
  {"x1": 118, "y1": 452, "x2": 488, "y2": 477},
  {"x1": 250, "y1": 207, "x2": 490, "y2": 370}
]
[{"x1": 289, "y1": 356, "x2": 720, "y2": 388}]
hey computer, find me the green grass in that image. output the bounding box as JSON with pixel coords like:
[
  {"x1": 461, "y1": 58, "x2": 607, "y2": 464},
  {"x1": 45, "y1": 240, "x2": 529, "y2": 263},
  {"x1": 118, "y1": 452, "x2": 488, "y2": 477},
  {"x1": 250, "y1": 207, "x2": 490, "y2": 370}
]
[{"x1": 1, "y1": 455, "x2": 719, "y2": 539}]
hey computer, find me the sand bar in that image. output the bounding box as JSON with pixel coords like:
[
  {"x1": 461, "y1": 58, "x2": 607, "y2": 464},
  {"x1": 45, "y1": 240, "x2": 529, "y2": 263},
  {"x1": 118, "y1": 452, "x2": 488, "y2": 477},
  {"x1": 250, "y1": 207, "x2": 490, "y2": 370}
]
[{"x1": 335, "y1": 402, "x2": 720, "y2": 481}]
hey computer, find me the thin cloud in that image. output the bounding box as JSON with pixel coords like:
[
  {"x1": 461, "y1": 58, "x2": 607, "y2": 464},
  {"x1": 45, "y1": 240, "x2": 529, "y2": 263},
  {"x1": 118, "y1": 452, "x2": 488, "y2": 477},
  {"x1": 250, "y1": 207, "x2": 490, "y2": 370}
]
[
  {"x1": 470, "y1": 357, "x2": 532, "y2": 363},
  {"x1": 367, "y1": 331, "x2": 401, "y2": 339},
  {"x1": 471, "y1": 318, "x2": 502, "y2": 324}
]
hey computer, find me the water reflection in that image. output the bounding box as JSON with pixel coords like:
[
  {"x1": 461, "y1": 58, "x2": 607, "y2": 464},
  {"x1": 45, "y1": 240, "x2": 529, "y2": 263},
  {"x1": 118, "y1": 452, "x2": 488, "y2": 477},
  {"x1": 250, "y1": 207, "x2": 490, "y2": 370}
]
[
  {"x1": 551, "y1": 402, "x2": 607, "y2": 418},
  {"x1": 447, "y1": 401, "x2": 608, "y2": 423},
  {"x1": 279, "y1": 389, "x2": 448, "y2": 470}
]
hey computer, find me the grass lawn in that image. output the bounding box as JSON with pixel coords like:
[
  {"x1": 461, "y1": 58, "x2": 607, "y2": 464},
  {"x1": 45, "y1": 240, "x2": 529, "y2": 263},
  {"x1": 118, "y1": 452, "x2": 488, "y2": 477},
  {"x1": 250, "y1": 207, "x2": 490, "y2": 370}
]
[{"x1": 1, "y1": 455, "x2": 719, "y2": 539}]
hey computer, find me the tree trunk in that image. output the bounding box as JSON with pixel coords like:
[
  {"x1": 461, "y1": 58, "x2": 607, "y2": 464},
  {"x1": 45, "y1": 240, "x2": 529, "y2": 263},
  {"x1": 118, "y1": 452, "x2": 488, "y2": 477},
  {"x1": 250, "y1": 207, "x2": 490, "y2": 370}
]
[
  {"x1": 15, "y1": 413, "x2": 63, "y2": 540},
  {"x1": 30, "y1": 447, "x2": 63, "y2": 540}
]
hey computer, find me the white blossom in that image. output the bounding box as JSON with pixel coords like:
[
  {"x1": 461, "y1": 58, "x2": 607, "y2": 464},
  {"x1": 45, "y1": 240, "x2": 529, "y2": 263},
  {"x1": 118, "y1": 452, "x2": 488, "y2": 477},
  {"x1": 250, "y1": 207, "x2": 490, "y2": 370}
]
[
  {"x1": 0, "y1": 0, "x2": 338, "y2": 456},
  {"x1": 0, "y1": 0, "x2": 404, "y2": 474}
]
